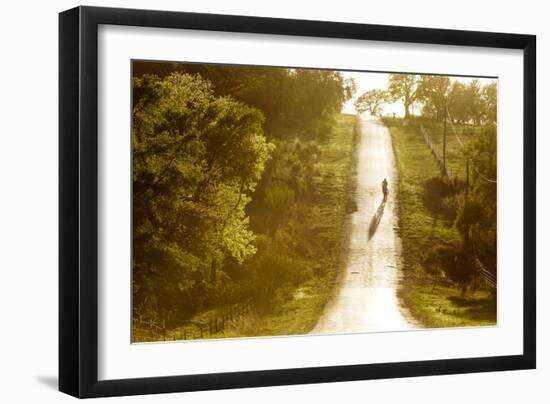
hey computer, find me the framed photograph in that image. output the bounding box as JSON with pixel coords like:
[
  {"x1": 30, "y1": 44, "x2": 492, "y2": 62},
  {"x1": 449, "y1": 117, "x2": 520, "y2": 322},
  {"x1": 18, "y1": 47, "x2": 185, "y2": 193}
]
[{"x1": 59, "y1": 6, "x2": 536, "y2": 398}]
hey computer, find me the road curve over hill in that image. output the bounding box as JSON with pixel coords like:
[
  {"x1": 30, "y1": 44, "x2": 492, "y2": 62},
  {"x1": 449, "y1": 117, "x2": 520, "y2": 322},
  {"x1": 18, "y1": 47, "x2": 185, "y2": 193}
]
[{"x1": 311, "y1": 114, "x2": 419, "y2": 334}]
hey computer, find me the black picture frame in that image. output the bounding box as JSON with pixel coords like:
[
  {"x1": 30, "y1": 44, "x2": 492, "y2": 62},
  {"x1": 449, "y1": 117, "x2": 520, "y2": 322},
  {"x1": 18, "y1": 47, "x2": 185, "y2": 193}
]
[{"x1": 59, "y1": 5, "x2": 536, "y2": 398}]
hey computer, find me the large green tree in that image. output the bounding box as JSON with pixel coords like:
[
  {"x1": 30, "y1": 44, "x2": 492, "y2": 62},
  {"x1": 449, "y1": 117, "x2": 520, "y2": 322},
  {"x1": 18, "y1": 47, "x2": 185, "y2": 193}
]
[
  {"x1": 132, "y1": 73, "x2": 273, "y2": 320},
  {"x1": 354, "y1": 89, "x2": 389, "y2": 115},
  {"x1": 464, "y1": 79, "x2": 484, "y2": 125},
  {"x1": 455, "y1": 124, "x2": 497, "y2": 276},
  {"x1": 447, "y1": 81, "x2": 469, "y2": 124},
  {"x1": 131, "y1": 63, "x2": 355, "y2": 327},
  {"x1": 418, "y1": 75, "x2": 450, "y2": 121},
  {"x1": 133, "y1": 62, "x2": 355, "y2": 140},
  {"x1": 482, "y1": 82, "x2": 497, "y2": 124},
  {"x1": 387, "y1": 74, "x2": 421, "y2": 119}
]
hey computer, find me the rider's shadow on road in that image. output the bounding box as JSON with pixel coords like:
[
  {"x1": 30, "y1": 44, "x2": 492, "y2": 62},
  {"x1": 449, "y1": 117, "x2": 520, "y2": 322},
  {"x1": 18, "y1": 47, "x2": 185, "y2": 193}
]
[{"x1": 368, "y1": 199, "x2": 386, "y2": 240}]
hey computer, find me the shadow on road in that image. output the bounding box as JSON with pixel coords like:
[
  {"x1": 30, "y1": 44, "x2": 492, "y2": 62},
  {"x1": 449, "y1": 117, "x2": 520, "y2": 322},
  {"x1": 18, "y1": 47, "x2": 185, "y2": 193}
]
[{"x1": 368, "y1": 199, "x2": 386, "y2": 240}]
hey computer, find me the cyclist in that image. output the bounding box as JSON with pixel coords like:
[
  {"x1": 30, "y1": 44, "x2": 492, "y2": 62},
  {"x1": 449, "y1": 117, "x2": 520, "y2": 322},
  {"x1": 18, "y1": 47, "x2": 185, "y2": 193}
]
[{"x1": 382, "y1": 178, "x2": 388, "y2": 201}]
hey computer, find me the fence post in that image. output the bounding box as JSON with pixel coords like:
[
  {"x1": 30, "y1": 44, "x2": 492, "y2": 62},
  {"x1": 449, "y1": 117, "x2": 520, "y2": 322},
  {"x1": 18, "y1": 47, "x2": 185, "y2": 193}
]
[
  {"x1": 443, "y1": 98, "x2": 447, "y2": 173},
  {"x1": 464, "y1": 158, "x2": 470, "y2": 249}
]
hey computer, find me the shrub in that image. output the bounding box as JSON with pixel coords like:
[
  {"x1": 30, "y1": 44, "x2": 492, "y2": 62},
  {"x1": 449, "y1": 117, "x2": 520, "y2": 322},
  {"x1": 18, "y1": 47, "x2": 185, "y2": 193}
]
[
  {"x1": 250, "y1": 234, "x2": 314, "y2": 309},
  {"x1": 423, "y1": 176, "x2": 461, "y2": 218},
  {"x1": 423, "y1": 244, "x2": 476, "y2": 287},
  {"x1": 264, "y1": 182, "x2": 295, "y2": 217}
]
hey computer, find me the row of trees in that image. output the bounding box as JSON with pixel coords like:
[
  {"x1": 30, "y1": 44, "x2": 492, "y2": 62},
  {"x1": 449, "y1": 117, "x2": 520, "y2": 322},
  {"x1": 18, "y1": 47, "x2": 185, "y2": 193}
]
[
  {"x1": 132, "y1": 62, "x2": 354, "y2": 326},
  {"x1": 355, "y1": 74, "x2": 497, "y2": 125},
  {"x1": 134, "y1": 63, "x2": 355, "y2": 140}
]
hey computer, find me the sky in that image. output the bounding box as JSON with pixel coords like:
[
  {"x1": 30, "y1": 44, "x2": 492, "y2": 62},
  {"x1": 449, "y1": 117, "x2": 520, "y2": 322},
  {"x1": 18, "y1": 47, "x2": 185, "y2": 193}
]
[
  {"x1": 341, "y1": 71, "x2": 497, "y2": 116},
  {"x1": 341, "y1": 72, "x2": 397, "y2": 115}
]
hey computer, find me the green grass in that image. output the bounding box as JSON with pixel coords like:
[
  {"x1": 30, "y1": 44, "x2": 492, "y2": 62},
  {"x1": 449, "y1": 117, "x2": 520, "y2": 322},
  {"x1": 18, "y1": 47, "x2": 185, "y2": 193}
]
[
  {"x1": 384, "y1": 117, "x2": 496, "y2": 328},
  {"x1": 407, "y1": 285, "x2": 496, "y2": 328},
  {"x1": 190, "y1": 280, "x2": 336, "y2": 339},
  {"x1": 168, "y1": 113, "x2": 357, "y2": 340},
  {"x1": 420, "y1": 119, "x2": 483, "y2": 181},
  {"x1": 386, "y1": 118, "x2": 461, "y2": 269}
]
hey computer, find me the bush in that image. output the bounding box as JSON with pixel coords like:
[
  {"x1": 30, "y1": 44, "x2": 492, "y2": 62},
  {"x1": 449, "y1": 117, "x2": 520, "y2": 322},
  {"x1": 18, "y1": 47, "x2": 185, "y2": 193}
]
[
  {"x1": 250, "y1": 234, "x2": 314, "y2": 309},
  {"x1": 423, "y1": 244, "x2": 475, "y2": 287},
  {"x1": 264, "y1": 182, "x2": 295, "y2": 217},
  {"x1": 455, "y1": 200, "x2": 485, "y2": 230},
  {"x1": 423, "y1": 176, "x2": 461, "y2": 218}
]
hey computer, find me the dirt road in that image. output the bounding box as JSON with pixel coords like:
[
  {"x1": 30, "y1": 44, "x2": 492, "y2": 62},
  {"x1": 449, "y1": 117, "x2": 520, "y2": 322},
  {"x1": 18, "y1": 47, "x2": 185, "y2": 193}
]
[{"x1": 312, "y1": 114, "x2": 419, "y2": 334}]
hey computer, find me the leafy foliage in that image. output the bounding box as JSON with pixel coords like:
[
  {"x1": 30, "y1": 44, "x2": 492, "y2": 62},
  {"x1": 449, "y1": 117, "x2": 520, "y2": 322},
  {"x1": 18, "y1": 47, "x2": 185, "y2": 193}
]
[
  {"x1": 455, "y1": 124, "x2": 497, "y2": 275},
  {"x1": 132, "y1": 64, "x2": 354, "y2": 331},
  {"x1": 133, "y1": 62, "x2": 355, "y2": 140},
  {"x1": 391, "y1": 74, "x2": 497, "y2": 282},
  {"x1": 354, "y1": 89, "x2": 389, "y2": 115},
  {"x1": 387, "y1": 74, "x2": 421, "y2": 118},
  {"x1": 402, "y1": 75, "x2": 496, "y2": 281},
  {"x1": 133, "y1": 73, "x2": 273, "y2": 321},
  {"x1": 424, "y1": 244, "x2": 475, "y2": 286},
  {"x1": 422, "y1": 176, "x2": 461, "y2": 219},
  {"x1": 441, "y1": 79, "x2": 496, "y2": 125},
  {"x1": 417, "y1": 75, "x2": 450, "y2": 121}
]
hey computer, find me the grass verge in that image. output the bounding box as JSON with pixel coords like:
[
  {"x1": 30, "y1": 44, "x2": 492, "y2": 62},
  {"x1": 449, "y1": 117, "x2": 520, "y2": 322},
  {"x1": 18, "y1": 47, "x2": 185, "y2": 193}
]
[{"x1": 384, "y1": 117, "x2": 496, "y2": 328}]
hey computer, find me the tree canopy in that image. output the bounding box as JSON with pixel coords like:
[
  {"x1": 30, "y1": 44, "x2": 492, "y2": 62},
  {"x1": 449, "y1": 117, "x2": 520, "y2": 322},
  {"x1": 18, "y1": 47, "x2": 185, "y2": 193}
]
[
  {"x1": 354, "y1": 89, "x2": 389, "y2": 115},
  {"x1": 131, "y1": 63, "x2": 354, "y2": 326},
  {"x1": 417, "y1": 75, "x2": 450, "y2": 121},
  {"x1": 133, "y1": 61, "x2": 355, "y2": 140},
  {"x1": 133, "y1": 73, "x2": 274, "y2": 318},
  {"x1": 387, "y1": 74, "x2": 421, "y2": 119}
]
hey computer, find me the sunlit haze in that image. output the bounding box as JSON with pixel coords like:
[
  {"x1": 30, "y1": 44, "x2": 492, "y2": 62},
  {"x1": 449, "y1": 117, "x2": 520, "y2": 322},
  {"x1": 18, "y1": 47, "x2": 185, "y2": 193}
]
[{"x1": 341, "y1": 71, "x2": 496, "y2": 116}]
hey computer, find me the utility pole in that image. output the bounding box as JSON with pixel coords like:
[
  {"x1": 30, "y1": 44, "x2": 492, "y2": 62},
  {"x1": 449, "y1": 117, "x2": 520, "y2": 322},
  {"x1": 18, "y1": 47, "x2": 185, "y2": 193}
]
[
  {"x1": 442, "y1": 97, "x2": 447, "y2": 175},
  {"x1": 464, "y1": 158, "x2": 470, "y2": 250}
]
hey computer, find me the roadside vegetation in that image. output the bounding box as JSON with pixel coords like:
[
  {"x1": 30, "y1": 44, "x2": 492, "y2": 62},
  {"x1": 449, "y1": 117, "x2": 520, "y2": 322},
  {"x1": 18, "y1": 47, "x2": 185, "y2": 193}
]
[
  {"x1": 373, "y1": 74, "x2": 497, "y2": 328},
  {"x1": 385, "y1": 118, "x2": 496, "y2": 327},
  {"x1": 171, "y1": 114, "x2": 356, "y2": 339},
  {"x1": 132, "y1": 62, "x2": 356, "y2": 341}
]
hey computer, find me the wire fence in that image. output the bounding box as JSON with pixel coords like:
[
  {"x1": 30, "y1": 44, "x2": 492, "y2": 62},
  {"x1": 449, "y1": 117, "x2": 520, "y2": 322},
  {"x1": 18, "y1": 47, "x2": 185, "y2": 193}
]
[
  {"x1": 420, "y1": 117, "x2": 497, "y2": 185},
  {"x1": 446, "y1": 112, "x2": 497, "y2": 184},
  {"x1": 420, "y1": 122, "x2": 453, "y2": 179},
  {"x1": 474, "y1": 257, "x2": 496, "y2": 289},
  {"x1": 133, "y1": 300, "x2": 253, "y2": 342},
  {"x1": 133, "y1": 316, "x2": 166, "y2": 341},
  {"x1": 419, "y1": 118, "x2": 497, "y2": 290}
]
